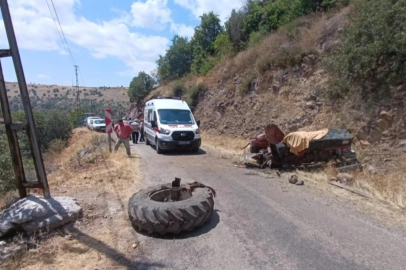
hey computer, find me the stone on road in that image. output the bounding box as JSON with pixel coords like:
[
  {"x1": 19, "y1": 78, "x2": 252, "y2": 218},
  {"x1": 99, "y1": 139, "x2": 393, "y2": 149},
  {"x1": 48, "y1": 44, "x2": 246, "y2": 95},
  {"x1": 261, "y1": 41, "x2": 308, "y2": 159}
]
[{"x1": 131, "y1": 144, "x2": 406, "y2": 270}]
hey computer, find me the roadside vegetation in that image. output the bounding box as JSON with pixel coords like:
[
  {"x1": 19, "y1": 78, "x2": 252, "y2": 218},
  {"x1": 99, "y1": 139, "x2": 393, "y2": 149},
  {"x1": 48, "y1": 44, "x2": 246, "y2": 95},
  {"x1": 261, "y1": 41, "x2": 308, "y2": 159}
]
[
  {"x1": 1, "y1": 83, "x2": 127, "y2": 196},
  {"x1": 322, "y1": 0, "x2": 406, "y2": 100},
  {"x1": 0, "y1": 110, "x2": 73, "y2": 195}
]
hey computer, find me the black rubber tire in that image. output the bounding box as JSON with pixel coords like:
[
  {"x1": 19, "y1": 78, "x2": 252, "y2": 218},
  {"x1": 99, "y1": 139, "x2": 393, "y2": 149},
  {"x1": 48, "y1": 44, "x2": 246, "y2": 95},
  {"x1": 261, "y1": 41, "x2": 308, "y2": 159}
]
[
  {"x1": 145, "y1": 134, "x2": 150, "y2": 146},
  {"x1": 191, "y1": 147, "x2": 199, "y2": 153},
  {"x1": 128, "y1": 184, "x2": 214, "y2": 235},
  {"x1": 156, "y1": 139, "x2": 163, "y2": 154}
]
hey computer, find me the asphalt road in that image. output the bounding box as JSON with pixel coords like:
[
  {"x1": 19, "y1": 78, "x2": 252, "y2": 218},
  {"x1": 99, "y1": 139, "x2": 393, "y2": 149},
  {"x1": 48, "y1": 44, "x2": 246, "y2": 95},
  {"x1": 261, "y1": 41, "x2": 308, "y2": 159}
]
[{"x1": 131, "y1": 143, "x2": 406, "y2": 270}]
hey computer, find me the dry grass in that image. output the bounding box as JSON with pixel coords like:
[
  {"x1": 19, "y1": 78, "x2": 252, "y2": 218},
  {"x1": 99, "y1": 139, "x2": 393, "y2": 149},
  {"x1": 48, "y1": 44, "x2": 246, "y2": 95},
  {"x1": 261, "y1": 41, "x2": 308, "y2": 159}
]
[
  {"x1": 201, "y1": 131, "x2": 249, "y2": 162},
  {"x1": 3, "y1": 128, "x2": 142, "y2": 269},
  {"x1": 296, "y1": 165, "x2": 406, "y2": 210},
  {"x1": 201, "y1": 131, "x2": 249, "y2": 152},
  {"x1": 214, "y1": 9, "x2": 349, "y2": 81}
]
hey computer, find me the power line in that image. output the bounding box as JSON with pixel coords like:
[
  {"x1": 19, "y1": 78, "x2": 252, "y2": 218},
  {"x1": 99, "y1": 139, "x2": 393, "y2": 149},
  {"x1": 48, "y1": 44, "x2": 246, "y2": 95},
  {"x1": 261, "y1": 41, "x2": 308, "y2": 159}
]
[
  {"x1": 48, "y1": 0, "x2": 77, "y2": 66},
  {"x1": 45, "y1": 0, "x2": 69, "y2": 61},
  {"x1": 78, "y1": 66, "x2": 85, "y2": 87}
]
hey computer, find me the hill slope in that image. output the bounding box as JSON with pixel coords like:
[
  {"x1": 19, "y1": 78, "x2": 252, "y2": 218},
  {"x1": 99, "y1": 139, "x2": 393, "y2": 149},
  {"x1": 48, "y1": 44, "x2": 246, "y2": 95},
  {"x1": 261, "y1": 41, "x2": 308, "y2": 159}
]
[{"x1": 5, "y1": 82, "x2": 129, "y2": 103}]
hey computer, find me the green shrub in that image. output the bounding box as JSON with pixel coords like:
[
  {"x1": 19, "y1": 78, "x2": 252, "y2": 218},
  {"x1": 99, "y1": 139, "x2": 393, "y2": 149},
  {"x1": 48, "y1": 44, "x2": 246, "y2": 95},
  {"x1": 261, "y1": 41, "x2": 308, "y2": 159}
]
[
  {"x1": 185, "y1": 83, "x2": 208, "y2": 110},
  {"x1": 172, "y1": 81, "x2": 185, "y2": 97},
  {"x1": 0, "y1": 131, "x2": 16, "y2": 195},
  {"x1": 198, "y1": 57, "x2": 220, "y2": 75},
  {"x1": 322, "y1": 0, "x2": 406, "y2": 98},
  {"x1": 213, "y1": 32, "x2": 233, "y2": 57},
  {"x1": 0, "y1": 109, "x2": 73, "y2": 195},
  {"x1": 247, "y1": 29, "x2": 267, "y2": 47},
  {"x1": 273, "y1": 44, "x2": 304, "y2": 68},
  {"x1": 240, "y1": 75, "x2": 255, "y2": 94},
  {"x1": 12, "y1": 110, "x2": 73, "y2": 152},
  {"x1": 48, "y1": 139, "x2": 66, "y2": 153}
]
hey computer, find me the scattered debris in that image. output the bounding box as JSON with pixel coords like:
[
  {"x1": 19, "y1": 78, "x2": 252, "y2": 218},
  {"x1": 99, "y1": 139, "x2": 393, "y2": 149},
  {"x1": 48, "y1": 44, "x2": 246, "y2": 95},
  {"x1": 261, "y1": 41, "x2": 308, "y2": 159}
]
[
  {"x1": 336, "y1": 173, "x2": 354, "y2": 184},
  {"x1": 359, "y1": 140, "x2": 370, "y2": 148},
  {"x1": 328, "y1": 181, "x2": 395, "y2": 208},
  {"x1": 399, "y1": 140, "x2": 406, "y2": 146},
  {"x1": 364, "y1": 164, "x2": 378, "y2": 174},
  {"x1": 289, "y1": 175, "x2": 298, "y2": 184},
  {"x1": 0, "y1": 195, "x2": 82, "y2": 237},
  {"x1": 296, "y1": 180, "x2": 304, "y2": 186}
]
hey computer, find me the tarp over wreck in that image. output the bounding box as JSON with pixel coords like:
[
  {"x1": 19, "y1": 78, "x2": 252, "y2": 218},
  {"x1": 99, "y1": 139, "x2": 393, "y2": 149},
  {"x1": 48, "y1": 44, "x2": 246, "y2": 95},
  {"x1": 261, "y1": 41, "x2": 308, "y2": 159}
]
[{"x1": 282, "y1": 129, "x2": 329, "y2": 155}]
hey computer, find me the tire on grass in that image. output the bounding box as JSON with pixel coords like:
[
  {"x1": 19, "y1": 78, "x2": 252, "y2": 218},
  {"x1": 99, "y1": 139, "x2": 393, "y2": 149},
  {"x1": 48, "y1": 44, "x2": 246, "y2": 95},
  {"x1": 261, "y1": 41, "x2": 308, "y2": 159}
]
[{"x1": 128, "y1": 184, "x2": 214, "y2": 235}]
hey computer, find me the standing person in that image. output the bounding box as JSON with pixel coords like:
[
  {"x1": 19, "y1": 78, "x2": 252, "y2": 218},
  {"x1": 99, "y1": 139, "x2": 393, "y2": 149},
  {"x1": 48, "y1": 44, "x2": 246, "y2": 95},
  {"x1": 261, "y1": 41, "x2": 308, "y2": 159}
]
[
  {"x1": 139, "y1": 119, "x2": 145, "y2": 142},
  {"x1": 130, "y1": 120, "x2": 140, "y2": 144},
  {"x1": 114, "y1": 119, "x2": 133, "y2": 157}
]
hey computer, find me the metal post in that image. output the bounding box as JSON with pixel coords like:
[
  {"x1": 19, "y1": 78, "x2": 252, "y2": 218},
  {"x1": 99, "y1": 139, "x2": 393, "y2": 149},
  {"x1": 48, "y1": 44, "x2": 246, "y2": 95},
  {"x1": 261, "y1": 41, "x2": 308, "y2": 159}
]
[
  {"x1": 75, "y1": 65, "x2": 80, "y2": 109},
  {"x1": 0, "y1": 61, "x2": 27, "y2": 198},
  {"x1": 0, "y1": 0, "x2": 50, "y2": 198},
  {"x1": 105, "y1": 108, "x2": 113, "y2": 153},
  {"x1": 108, "y1": 133, "x2": 112, "y2": 153}
]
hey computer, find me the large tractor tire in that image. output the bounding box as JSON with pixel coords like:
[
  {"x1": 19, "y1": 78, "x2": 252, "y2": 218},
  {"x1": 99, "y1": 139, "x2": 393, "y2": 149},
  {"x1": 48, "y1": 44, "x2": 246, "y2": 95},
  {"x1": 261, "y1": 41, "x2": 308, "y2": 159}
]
[{"x1": 128, "y1": 183, "x2": 215, "y2": 235}]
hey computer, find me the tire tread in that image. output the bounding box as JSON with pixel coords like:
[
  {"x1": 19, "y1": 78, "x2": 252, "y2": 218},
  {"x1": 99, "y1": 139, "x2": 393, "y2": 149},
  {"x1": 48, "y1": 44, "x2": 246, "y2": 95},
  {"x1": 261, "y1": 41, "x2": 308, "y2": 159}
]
[{"x1": 128, "y1": 185, "x2": 214, "y2": 235}]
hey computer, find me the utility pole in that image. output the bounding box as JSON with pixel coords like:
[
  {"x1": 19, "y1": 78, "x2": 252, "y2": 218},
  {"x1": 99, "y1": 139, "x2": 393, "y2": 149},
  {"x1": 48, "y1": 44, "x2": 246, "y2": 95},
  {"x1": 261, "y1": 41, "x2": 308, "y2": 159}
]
[
  {"x1": 74, "y1": 65, "x2": 80, "y2": 109},
  {"x1": 0, "y1": 0, "x2": 50, "y2": 198}
]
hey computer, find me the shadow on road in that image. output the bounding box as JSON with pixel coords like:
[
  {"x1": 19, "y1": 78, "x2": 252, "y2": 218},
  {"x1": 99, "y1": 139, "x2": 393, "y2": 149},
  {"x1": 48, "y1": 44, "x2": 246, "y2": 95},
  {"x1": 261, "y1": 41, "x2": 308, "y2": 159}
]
[
  {"x1": 68, "y1": 227, "x2": 165, "y2": 269},
  {"x1": 142, "y1": 144, "x2": 207, "y2": 156},
  {"x1": 162, "y1": 148, "x2": 206, "y2": 156},
  {"x1": 134, "y1": 210, "x2": 220, "y2": 240}
]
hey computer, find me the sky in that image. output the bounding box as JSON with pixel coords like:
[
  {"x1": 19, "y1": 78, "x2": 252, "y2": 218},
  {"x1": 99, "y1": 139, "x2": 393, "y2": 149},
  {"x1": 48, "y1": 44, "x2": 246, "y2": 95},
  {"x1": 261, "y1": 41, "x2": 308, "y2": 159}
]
[{"x1": 0, "y1": 0, "x2": 244, "y2": 87}]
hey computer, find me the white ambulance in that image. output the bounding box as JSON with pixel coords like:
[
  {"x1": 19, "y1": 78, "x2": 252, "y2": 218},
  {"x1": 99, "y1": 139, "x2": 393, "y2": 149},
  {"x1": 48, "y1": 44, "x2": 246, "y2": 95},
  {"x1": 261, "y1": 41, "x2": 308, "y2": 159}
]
[{"x1": 144, "y1": 97, "x2": 201, "y2": 154}]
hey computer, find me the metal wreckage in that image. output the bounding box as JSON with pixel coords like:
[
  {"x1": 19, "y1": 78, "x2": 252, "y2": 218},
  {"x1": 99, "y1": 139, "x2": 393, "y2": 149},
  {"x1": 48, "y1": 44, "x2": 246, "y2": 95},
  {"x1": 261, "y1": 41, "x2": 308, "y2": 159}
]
[{"x1": 244, "y1": 124, "x2": 360, "y2": 170}]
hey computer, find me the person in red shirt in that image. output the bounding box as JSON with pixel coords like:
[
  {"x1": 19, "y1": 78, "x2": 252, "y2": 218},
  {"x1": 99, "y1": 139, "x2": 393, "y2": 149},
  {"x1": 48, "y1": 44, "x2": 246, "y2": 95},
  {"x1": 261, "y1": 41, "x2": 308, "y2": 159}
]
[{"x1": 113, "y1": 119, "x2": 133, "y2": 157}]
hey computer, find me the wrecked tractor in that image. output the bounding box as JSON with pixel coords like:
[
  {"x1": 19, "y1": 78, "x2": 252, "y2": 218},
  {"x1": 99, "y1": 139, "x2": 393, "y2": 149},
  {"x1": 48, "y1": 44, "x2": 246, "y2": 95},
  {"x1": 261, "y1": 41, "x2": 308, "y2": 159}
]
[{"x1": 246, "y1": 124, "x2": 359, "y2": 170}]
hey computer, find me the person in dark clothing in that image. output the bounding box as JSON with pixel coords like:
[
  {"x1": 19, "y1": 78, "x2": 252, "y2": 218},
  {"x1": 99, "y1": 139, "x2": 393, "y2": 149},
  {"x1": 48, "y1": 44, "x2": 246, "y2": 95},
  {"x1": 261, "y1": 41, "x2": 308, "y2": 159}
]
[
  {"x1": 130, "y1": 120, "x2": 140, "y2": 144},
  {"x1": 139, "y1": 120, "x2": 145, "y2": 142}
]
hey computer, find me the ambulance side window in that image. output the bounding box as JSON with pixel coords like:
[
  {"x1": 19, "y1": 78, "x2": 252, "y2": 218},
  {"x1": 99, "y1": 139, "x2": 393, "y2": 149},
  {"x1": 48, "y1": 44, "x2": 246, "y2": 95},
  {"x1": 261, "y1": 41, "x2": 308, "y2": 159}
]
[{"x1": 147, "y1": 109, "x2": 152, "y2": 122}]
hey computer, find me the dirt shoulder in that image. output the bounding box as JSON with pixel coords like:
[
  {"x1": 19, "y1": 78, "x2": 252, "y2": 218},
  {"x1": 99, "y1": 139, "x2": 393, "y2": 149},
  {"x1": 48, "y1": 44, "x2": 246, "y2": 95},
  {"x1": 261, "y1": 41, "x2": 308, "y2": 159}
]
[{"x1": 3, "y1": 128, "x2": 143, "y2": 270}]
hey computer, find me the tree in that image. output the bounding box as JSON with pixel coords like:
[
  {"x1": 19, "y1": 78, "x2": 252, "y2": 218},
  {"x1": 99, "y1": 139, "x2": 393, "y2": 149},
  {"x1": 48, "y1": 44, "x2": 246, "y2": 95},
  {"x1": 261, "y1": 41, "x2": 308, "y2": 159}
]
[
  {"x1": 128, "y1": 72, "x2": 156, "y2": 104},
  {"x1": 157, "y1": 36, "x2": 193, "y2": 82},
  {"x1": 191, "y1": 45, "x2": 206, "y2": 74},
  {"x1": 192, "y1": 12, "x2": 223, "y2": 56},
  {"x1": 225, "y1": 9, "x2": 248, "y2": 50},
  {"x1": 213, "y1": 32, "x2": 232, "y2": 57}
]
